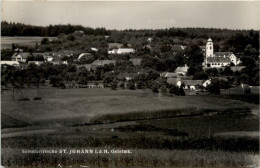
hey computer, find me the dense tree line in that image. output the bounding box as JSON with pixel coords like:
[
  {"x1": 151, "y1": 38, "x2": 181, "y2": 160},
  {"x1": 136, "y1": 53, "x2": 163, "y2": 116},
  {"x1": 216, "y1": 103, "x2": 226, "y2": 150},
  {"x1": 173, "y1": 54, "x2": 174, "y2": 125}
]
[{"x1": 1, "y1": 21, "x2": 110, "y2": 36}]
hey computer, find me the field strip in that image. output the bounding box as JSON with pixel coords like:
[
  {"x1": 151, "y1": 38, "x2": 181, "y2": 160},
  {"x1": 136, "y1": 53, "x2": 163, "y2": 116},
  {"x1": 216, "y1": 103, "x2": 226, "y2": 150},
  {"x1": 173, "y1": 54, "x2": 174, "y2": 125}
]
[{"x1": 1, "y1": 129, "x2": 57, "y2": 138}]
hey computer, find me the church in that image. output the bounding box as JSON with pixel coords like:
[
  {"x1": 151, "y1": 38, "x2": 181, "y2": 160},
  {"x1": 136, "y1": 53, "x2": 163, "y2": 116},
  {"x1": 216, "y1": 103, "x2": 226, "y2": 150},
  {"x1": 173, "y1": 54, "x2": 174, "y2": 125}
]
[{"x1": 204, "y1": 38, "x2": 241, "y2": 67}]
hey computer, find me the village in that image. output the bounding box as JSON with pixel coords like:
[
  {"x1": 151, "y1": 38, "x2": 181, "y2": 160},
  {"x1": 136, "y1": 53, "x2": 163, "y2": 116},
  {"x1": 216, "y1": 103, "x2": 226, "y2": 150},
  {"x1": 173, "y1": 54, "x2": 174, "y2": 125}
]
[{"x1": 1, "y1": 33, "x2": 254, "y2": 95}]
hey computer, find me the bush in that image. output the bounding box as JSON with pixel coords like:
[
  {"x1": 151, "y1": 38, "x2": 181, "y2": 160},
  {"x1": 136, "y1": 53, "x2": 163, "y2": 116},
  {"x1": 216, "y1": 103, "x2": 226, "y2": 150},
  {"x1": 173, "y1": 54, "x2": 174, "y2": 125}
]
[
  {"x1": 33, "y1": 97, "x2": 42, "y2": 100},
  {"x1": 152, "y1": 86, "x2": 159, "y2": 93},
  {"x1": 127, "y1": 81, "x2": 135, "y2": 90},
  {"x1": 18, "y1": 98, "x2": 30, "y2": 101},
  {"x1": 110, "y1": 82, "x2": 118, "y2": 90}
]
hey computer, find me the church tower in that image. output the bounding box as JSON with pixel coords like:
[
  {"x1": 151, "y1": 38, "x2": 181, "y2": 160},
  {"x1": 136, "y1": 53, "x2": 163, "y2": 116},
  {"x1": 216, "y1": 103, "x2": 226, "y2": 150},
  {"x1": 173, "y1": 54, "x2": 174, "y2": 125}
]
[{"x1": 206, "y1": 38, "x2": 214, "y2": 58}]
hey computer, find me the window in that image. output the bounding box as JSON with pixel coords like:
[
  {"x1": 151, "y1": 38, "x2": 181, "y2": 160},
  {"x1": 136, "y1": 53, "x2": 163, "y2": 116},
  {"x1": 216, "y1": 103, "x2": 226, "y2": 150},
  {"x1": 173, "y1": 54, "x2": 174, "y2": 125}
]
[{"x1": 210, "y1": 46, "x2": 212, "y2": 50}]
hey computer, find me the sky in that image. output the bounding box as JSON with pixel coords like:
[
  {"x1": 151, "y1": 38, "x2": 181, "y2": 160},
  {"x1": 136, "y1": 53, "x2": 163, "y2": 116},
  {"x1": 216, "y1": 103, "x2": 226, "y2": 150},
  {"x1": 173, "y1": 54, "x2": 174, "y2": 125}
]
[{"x1": 1, "y1": 1, "x2": 259, "y2": 30}]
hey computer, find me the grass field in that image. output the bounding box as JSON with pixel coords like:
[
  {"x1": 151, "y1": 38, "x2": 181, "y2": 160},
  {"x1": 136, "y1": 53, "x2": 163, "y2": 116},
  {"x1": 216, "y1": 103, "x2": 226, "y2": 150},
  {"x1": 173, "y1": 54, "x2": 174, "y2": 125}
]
[
  {"x1": 1, "y1": 87, "x2": 259, "y2": 167},
  {"x1": 1, "y1": 36, "x2": 56, "y2": 49},
  {"x1": 1, "y1": 88, "x2": 257, "y2": 127}
]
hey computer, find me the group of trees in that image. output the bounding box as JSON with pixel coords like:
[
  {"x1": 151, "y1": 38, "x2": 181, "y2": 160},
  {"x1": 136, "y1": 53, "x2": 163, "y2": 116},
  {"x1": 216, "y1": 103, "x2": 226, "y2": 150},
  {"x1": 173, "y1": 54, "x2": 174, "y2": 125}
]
[{"x1": 1, "y1": 21, "x2": 110, "y2": 36}]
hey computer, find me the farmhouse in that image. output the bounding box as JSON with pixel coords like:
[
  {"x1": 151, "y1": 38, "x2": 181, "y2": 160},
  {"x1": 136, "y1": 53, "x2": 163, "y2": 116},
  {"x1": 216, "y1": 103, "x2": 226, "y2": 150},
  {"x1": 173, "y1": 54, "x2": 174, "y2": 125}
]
[
  {"x1": 205, "y1": 38, "x2": 241, "y2": 67},
  {"x1": 11, "y1": 52, "x2": 30, "y2": 63},
  {"x1": 1, "y1": 61, "x2": 19, "y2": 67}
]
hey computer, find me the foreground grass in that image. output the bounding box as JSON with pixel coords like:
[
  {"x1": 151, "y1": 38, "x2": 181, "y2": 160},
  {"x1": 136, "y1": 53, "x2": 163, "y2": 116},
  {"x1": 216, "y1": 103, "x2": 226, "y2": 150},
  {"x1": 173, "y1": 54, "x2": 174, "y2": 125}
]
[
  {"x1": 1, "y1": 88, "x2": 257, "y2": 127},
  {"x1": 1, "y1": 148, "x2": 259, "y2": 168}
]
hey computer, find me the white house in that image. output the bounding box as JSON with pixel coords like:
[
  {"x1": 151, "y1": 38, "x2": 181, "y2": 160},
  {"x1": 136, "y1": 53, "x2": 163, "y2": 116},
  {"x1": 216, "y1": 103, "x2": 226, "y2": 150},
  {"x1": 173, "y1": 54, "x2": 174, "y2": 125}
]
[
  {"x1": 91, "y1": 47, "x2": 98, "y2": 52},
  {"x1": 108, "y1": 48, "x2": 135, "y2": 54},
  {"x1": 46, "y1": 56, "x2": 54, "y2": 62},
  {"x1": 1, "y1": 61, "x2": 19, "y2": 67},
  {"x1": 11, "y1": 52, "x2": 31, "y2": 63}
]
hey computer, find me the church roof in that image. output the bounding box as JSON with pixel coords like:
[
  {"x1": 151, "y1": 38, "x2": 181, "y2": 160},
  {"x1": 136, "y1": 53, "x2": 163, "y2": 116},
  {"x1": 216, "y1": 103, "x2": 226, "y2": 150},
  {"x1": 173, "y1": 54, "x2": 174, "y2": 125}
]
[
  {"x1": 207, "y1": 56, "x2": 231, "y2": 63},
  {"x1": 207, "y1": 38, "x2": 212, "y2": 42},
  {"x1": 214, "y1": 52, "x2": 234, "y2": 57}
]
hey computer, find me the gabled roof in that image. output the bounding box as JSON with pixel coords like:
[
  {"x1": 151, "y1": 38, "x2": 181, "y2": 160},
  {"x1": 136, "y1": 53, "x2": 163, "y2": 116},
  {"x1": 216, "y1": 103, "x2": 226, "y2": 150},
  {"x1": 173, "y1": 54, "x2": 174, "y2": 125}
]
[
  {"x1": 11, "y1": 52, "x2": 31, "y2": 59},
  {"x1": 207, "y1": 56, "x2": 231, "y2": 63},
  {"x1": 175, "y1": 66, "x2": 189, "y2": 73},
  {"x1": 181, "y1": 80, "x2": 203, "y2": 86},
  {"x1": 214, "y1": 52, "x2": 234, "y2": 57}
]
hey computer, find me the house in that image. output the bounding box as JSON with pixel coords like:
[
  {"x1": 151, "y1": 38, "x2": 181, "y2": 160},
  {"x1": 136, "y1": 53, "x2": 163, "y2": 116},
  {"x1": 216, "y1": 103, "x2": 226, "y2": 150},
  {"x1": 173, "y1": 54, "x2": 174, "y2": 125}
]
[
  {"x1": 78, "y1": 53, "x2": 93, "y2": 60},
  {"x1": 86, "y1": 81, "x2": 104, "y2": 88},
  {"x1": 91, "y1": 60, "x2": 116, "y2": 66},
  {"x1": 1, "y1": 61, "x2": 19, "y2": 67},
  {"x1": 46, "y1": 56, "x2": 54, "y2": 62},
  {"x1": 28, "y1": 61, "x2": 45, "y2": 66},
  {"x1": 91, "y1": 47, "x2": 98, "y2": 52},
  {"x1": 205, "y1": 38, "x2": 241, "y2": 67},
  {"x1": 147, "y1": 37, "x2": 153, "y2": 42},
  {"x1": 11, "y1": 52, "x2": 31, "y2": 62},
  {"x1": 108, "y1": 48, "x2": 135, "y2": 54},
  {"x1": 129, "y1": 58, "x2": 142, "y2": 66},
  {"x1": 175, "y1": 65, "x2": 189, "y2": 76},
  {"x1": 202, "y1": 79, "x2": 211, "y2": 87},
  {"x1": 167, "y1": 78, "x2": 211, "y2": 90},
  {"x1": 181, "y1": 80, "x2": 204, "y2": 90}
]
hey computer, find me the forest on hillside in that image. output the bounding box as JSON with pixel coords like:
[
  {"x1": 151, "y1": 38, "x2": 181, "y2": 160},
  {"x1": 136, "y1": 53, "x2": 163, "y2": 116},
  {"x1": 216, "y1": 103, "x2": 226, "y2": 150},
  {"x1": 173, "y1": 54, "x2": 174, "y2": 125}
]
[{"x1": 1, "y1": 21, "x2": 259, "y2": 54}]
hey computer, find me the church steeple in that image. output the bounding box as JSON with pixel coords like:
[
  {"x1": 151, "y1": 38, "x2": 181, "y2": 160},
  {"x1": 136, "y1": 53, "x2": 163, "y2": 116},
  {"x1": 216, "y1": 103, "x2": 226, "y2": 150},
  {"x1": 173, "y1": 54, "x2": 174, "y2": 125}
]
[{"x1": 206, "y1": 38, "x2": 214, "y2": 58}]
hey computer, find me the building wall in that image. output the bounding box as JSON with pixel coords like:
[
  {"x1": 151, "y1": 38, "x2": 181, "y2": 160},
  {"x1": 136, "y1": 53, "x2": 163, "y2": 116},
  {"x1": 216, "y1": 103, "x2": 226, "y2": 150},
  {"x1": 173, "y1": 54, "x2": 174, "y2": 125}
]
[{"x1": 209, "y1": 62, "x2": 229, "y2": 67}]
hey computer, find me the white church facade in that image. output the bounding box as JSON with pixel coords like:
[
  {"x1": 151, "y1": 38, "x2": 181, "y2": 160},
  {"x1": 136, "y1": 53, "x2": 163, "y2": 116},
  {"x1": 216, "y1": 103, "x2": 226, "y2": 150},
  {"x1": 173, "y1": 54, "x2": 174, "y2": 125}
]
[{"x1": 204, "y1": 38, "x2": 241, "y2": 68}]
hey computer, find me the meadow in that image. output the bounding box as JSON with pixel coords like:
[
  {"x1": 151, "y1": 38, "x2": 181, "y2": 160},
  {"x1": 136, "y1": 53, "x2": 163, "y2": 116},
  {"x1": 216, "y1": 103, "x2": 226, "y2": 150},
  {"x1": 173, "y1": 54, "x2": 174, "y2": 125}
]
[
  {"x1": 1, "y1": 36, "x2": 56, "y2": 49},
  {"x1": 1, "y1": 87, "x2": 259, "y2": 167}
]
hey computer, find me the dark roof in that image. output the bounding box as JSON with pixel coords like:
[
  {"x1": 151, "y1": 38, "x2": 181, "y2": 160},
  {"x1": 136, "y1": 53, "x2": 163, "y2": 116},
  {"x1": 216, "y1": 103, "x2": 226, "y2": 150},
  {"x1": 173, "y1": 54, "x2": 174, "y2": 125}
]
[
  {"x1": 181, "y1": 80, "x2": 203, "y2": 86},
  {"x1": 214, "y1": 52, "x2": 233, "y2": 57},
  {"x1": 11, "y1": 52, "x2": 31, "y2": 59},
  {"x1": 207, "y1": 56, "x2": 231, "y2": 63},
  {"x1": 32, "y1": 53, "x2": 45, "y2": 57}
]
